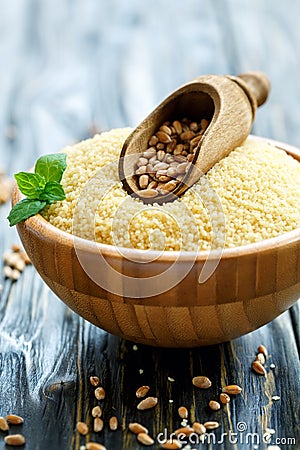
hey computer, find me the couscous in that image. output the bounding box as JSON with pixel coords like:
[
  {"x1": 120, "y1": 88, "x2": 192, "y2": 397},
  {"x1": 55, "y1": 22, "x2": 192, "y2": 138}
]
[{"x1": 42, "y1": 128, "x2": 300, "y2": 251}]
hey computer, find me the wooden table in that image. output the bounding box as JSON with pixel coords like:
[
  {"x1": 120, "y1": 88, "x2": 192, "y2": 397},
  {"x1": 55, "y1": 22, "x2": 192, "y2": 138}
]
[{"x1": 0, "y1": 1, "x2": 299, "y2": 449}]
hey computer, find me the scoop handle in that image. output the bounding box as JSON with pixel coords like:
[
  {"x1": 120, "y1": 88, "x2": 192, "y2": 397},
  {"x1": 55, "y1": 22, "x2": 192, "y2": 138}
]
[{"x1": 237, "y1": 71, "x2": 270, "y2": 107}]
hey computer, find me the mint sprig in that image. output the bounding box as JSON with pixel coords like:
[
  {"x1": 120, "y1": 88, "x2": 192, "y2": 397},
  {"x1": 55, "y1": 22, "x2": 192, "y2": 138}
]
[{"x1": 7, "y1": 153, "x2": 67, "y2": 226}]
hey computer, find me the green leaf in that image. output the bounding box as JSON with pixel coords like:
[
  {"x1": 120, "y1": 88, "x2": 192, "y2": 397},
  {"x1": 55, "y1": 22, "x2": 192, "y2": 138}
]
[
  {"x1": 8, "y1": 152, "x2": 67, "y2": 226},
  {"x1": 35, "y1": 153, "x2": 67, "y2": 183},
  {"x1": 39, "y1": 181, "x2": 66, "y2": 202},
  {"x1": 15, "y1": 172, "x2": 46, "y2": 199},
  {"x1": 7, "y1": 198, "x2": 47, "y2": 226}
]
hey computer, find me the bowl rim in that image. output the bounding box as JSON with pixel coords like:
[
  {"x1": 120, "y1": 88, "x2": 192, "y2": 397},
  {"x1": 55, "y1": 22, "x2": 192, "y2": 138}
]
[{"x1": 14, "y1": 135, "x2": 300, "y2": 262}]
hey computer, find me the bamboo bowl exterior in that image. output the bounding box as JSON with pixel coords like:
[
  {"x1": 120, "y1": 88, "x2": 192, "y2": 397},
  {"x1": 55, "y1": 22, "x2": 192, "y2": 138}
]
[{"x1": 14, "y1": 137, "x2": 300, "y2": 347}]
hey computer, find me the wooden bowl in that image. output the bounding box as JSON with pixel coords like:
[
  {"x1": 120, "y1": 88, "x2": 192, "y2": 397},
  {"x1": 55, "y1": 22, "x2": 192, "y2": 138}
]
[{"x1": 14, "y1": 136, "x2": 300, "y2": 347}]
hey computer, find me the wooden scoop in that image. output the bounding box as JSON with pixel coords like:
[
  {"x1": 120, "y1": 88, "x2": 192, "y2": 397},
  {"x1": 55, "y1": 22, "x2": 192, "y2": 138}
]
[{"x1": 119, "y1": 71, "x2": 270, "y2": 203}]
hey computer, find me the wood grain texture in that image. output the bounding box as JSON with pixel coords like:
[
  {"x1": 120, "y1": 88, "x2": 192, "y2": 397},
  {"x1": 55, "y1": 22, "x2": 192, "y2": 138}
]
[{"x1": 0, "y1": 0, "x2": 299, "y2": 449}]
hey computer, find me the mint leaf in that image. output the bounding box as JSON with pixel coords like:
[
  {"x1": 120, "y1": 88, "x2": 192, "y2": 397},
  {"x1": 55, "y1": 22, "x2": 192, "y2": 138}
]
[
  {"x1": 40, "y1": 181, "x2": 66, "y2": 202},
  {"x1": 35, "y1": 153, "x2": 67, "y2": 183},
  {"x1": 7, "y1": 199, "x2": 47, "y2": 226},
  {"x1": 15, "y1": 172, "x2": 46, "y2": 199},
  {"x1": 8, "y1": 152, "x2": 67, "y2": 227}
]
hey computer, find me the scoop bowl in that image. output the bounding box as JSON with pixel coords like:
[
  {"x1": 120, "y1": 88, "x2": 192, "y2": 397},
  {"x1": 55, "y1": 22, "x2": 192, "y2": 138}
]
[{"x1": 119, "y1": 72, "x2": 270, "y2": 203}]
